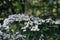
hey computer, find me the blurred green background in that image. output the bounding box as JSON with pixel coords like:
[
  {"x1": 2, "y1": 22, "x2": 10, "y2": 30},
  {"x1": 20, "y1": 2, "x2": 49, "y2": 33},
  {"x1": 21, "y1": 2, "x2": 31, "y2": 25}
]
[{"x1": 0, "y1": 0, "x2": 60, "y2": 40}]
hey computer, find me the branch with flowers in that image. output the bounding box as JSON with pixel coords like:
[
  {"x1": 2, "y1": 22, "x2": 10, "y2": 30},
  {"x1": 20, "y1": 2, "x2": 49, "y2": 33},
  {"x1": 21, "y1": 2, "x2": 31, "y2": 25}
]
[{"x1": 0, "y1": 14, "x2": 60, "y2": 40}]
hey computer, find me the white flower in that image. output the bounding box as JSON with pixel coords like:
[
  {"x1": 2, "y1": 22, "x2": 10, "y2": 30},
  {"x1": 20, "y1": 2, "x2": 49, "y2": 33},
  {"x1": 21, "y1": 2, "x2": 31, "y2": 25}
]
[
  {"x1": 23, "y1": 29, "x2": 26, "y2": 32},
  {"x1": 22, "y1": 16, "x2": 30, "y2": 21},
  {"x1": 3, "y1": 24, "x2": 7, "y2": 27},
  {"x1": 11, "y1": 29, "x2": 14, "y2": 32},
  {"x1": 15, "y1": 34, "x2": 26, "y2": 40},
  {"x1": 8, "y1": 15, "x2": 14, "y2": 19},
  {"x1": 52, "y1": 21, "x2": 60, "y2": 24},
  {"x1": 31, "y1": 25, "x2": 40, "y2": 31},
  {"x1": 9, "y1": 14, "x2": 18, "y2": 18},
  {"x1": 3, "y1": 18, "x2": 10, "y2": 25},
  {"x1": 54, "y1": 21, "x2": 60, "y2": 24},
  {"x1": 31, "y1": 27, "x2": 40, "y2": 31},
  {"x1": 30, "y1": 16, "x2": 35, "y2": 21},
  {"x1": 4, "y1": 26, "x2": 9, "y2": 30},
  {"x1": 41, "y1": 20, "x2": 45, "y2": 23},
  {"x1": 3, "y1": 23, "x2": 9, "y2": 29},
  {"x1": 21, "y1": 14, "x2": 30, "y2": 21},
  {"x1": 24, "y1": 22, "x2": 28, "y2": 25},
  {"x1": 47, "y1": 18, "x2": 52, "y2": 20},
  {"x1": 21, "y1": 22, "x2": 29, "y2": 29},
  {"x1": 34, "y1": 20, "x2": 38, "y2": 24},
  {"x1": 16, "y1": 32, "x2": 19, "y2": 34},
  {"x1": 3, "y1": 33, "x2": 10, "y2": 39},
  {"x1": 29, "y1": 21, "x2": 33, "y2": 25},
  {"x1": 46, "y1": 18, "x2": 52, "y2": 23},
  {"x1": 8, "y1": 18, "x2": 14, "y2": 23},
  {"x1": 15, "y1": 18, "x2": 20, "y2": 21}
]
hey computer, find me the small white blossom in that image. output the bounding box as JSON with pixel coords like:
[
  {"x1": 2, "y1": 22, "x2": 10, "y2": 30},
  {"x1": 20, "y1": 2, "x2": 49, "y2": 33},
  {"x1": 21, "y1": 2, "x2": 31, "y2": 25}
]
[
  {"x1": 8, "y1": 18, "x2": 15, "y2": 22},
  {"x1": 23, "y1": 29, "x2": 26, "y2": 32},
  {"x1": 46, "y1": 18, "x2": 52, "y2": 23},
  {"x1": 34, "y1": 20, "x2": 38, "y2": 24},
  {"x1": 4, "y1": 26, "x2": 9, "y2": 30},
  {"x1": 41, "y1": 20, "x2": 45, "y2": 23},
  {"x1": 3, "y1": 33, "x2": 10, "y2": 39},
  {"x1": 31, "y1": 25, "x2": 40, "y2": 31},
  {"x1": 11, "y1": 29, "x2": 14, "y2": 32},
  {"x1": 16, "y1": 32, "x2": 19, "y2": 34},
  {"x1": 54, "y1": 21, "x2": 60, "y2": 24},
  {"x1": 3, "y1": 18, "x2": 10, "y2": 25},
  {"x1": 52, "y1": 21, "x2": 60, "y2": 24},
  {"x1": 29, "y1": 21, "x2": 33, "y2": 25},
  {"x1": 15, "y1": 34, "x2": 26, "y2": 40},
  {"x1": 21, "y1": 22, "x2": 29, "y2": 29}
]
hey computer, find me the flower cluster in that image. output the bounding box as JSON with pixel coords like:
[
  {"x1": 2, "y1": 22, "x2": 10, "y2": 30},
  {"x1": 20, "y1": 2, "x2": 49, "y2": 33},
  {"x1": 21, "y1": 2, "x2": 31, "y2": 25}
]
[
  {"x1": 0, "y1": 14, "x2": 60, "y2": 40},
  {"x1": 0, "y1": 30, "x2": 26, "y2": 40},
  {"x1": 0, "y1": 14, "x2": 60, "y2": 31}
]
